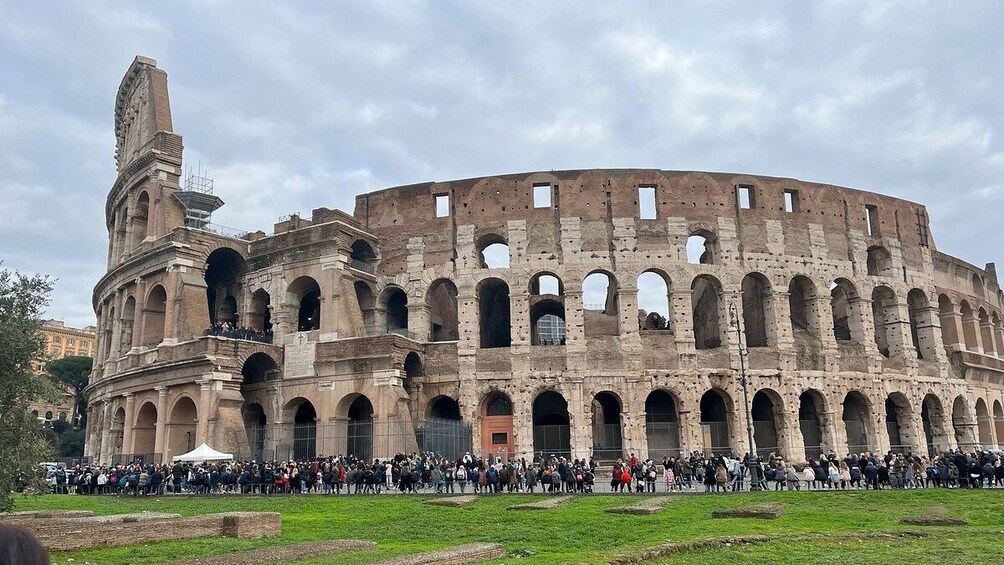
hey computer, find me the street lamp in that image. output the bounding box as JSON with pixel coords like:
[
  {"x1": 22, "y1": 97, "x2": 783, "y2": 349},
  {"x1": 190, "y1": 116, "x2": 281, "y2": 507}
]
[{"x1": 729, "y1": 302, "x2": 760, "y2": 492}]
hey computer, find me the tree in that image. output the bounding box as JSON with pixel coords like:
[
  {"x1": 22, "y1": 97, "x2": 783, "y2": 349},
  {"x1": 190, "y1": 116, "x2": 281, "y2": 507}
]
[
  {"x1": 45, "y1": 355, "x2": 92, "y2": 428},
  {"x1": 0, "y1": 265, "x2": 57, "y2": 512}
]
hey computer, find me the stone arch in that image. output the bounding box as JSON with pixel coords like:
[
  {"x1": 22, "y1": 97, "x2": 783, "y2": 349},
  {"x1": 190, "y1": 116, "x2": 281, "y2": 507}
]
[
  {"x1": 478, "y1": 277, "x2": 511, "y2": 348},
  {"x1": 959, "y1": 300, "x2": 979, "y2": 352},
  {"x1": 884, "y1": 392, "x2": 914, "y2": 453},
  {"x1": 241, "y1": 352, "x2": 278, "y2": 386},
  {"x1": 645, "y1": 389, "x2": 681, "y2": 458},
  {"x1": 978, "y1": 308, "x2": 995, "y2": 356},
  {"x1": 799, "y1": 389, "x2": 828, "y2": 458},
  {"x1": 952, "y1": 394, "x2": 977, "y2": 450},
  {"x1": 788, "y1": 275, "x2": 818, "y2": 336},
  {"x1": 119, "y1": 296, "x2": 136, "y2": 356},
  {"x1": 583, "y1": 270, "x2": 619, "y2": 336},
  {"x1": 344, "y1": 394, "x2": 374, "y2": 461},
  {"x1": 427, "y1": 278, "x2": 459, "y2": 341},
  {"x1": 686, "y1": 229, "x2": 718, "y2": 265},
  {"x1": 427, "y1": 395, "x2": 461, "y2": 420},
  {"x1": 141, "y1": 284, "x2": 167, "y2": 348},
  {"x1": 110, "y1": 406, "x2": 126, "y2": 455},
  {"x1": 480, "y1": 391, "x2": 514, "y2": 456},
  {"x1": 353, "y1": 281, "x2": 374, "y2": 335},
  {"x1": 132, "y1": 399, "x2": 157, "y2": 457},
  {"x1": 591, "y1": 391, "x2": 623, "y2": 460},
  {"x1": 131, "y1": 190, "x2": 150, "y2": 249},
  {"x1": 241, "y1": 402, "x2": 267, "y2": 461},
  {"x1": 530, "y1": 273, "x2": 566, "y2": 345},
  {"x1": 741, "y1": 272, "x2": 773, "y2": 347},
  {"x1": 842, "y1": 391, "x2": 873, "y2": 454},
  {"x1": 284, "y1": 397, "x2": 317, "y2": 460},
  {"x1": 994, "y1": 400, "x2": 1004, "y2": 450},
  {"x1": 249, "y1": 288, "x2": 272, "y2": 332},
  {"x1": 692, "y1": 274, "x2": 724, "y2": 350},
  {"x1": 830, "y1": 278, "x2": 861, "y2": 343},
  {"x1": 699, "y1": 388, "x2": 733, "y2": 456},
  {"x1": 972, "y1": 273, "x2": 985, "y2": 298},
  {"x1": 871, "y1": 285, "x2": 897, "y2": 357},
  {"x1": 752, "y1": 388, "x2": 786, "y2": 457},
  {"x1": 638, "y1": 269, "x2": 672, "y2": 331},
  {"x1": 532, "y1": 390, "x2": 571, "y2": 459},
  {"x1": 975, "y1": 398, "x2": 993, "y2": 448},
  {"x1": 907, "y1": 289, "x2": 934, "y2": 359},
  {"x1": 866, "y1": 246, "x2": 892, "y2": 277},
  {"x1": 204, "y1": 247, "x2": 247, "y2": 326},
  {"x1": 402, "y1": 351, "x2": 422, "y2": 393},
  {"x1": 922, "y1": 393, "x2": 950, "y2": 454},
  {"x1": 349, "y1": 239, "x2": 378, "y2": 272},
  {"x1": 167, "y1": 396, "x2": 198, "y2": 461},
  {"x1": 287, "y1": 276, "x2": 321, "y2": 332},
  {"x1": 476, "y1": 233, "x2": 510, "y2": 269},
  {"x1": 938, "y1": 294, "x2": 960, "y2": 352},
  {"x1": 382, "y1": 286, "x2": 409, "y2": 335}
]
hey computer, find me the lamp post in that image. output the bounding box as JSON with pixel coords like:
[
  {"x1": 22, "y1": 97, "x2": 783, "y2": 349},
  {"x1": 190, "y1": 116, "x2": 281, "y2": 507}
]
[{"x1": 729, "y1": 302, "x2": 760, "y2": 491}]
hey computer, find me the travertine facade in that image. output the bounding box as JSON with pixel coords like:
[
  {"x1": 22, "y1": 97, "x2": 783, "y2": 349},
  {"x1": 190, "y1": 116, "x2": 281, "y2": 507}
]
[{"x1": 85, "y1": 57, "x2": 1004, "y2": 465}]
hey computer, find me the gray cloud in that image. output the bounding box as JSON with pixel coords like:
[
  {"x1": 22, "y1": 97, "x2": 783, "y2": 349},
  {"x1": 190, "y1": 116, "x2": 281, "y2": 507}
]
[{"x1": 1, "y1": 1, "x2": 1002, "y2": 327}]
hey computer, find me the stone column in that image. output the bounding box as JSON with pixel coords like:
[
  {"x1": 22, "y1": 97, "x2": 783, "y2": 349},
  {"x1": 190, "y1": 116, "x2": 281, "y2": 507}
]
[
  {"x1": 132, "y1": 278, "x2": 147, "y2": 351},
  {"x1": 826, "y1": 410, "x2": 847, "y2": 456},
  {"x1": 409, "y1": 302, "x2": 431, "y2": 342},
  {"x1": 617, "y1": 286, "x2": 644, "y2": 371},
  {"x1": 981, "y1": 318, "x2": 997, "y2": 356},
  {"x1": 569, "y1": 379, "x2": 588, "y2": 461},
  {"x1": 196, "y1": 380, "x2": 213, "y2": 445},
  {"x1": 121, "y1": 393, "x2": 136, "y2": 455},
  {"x1": 153, "y1": 387, "x2": 168, "y2": 462}
]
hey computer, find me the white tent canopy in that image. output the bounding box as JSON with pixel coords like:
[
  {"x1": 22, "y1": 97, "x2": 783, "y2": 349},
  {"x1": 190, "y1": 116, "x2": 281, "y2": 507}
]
[{"x1": 172, "y1": 443, "x2": 234, "y2": 462}]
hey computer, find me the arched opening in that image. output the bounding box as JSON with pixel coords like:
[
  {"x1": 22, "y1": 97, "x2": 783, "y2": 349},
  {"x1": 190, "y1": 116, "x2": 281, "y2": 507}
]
[
  {"x1": 960, "y1": 301, "x2": 979, "y2": 352},
  {"x1": 976, "y1": 398, "x2": 993, "y2": 448},
  {"x1": 530, "y1": 273, "x2": 565, "y2": 345},
  {"x1": 907, "y1": 289, "x2": 931, "y2": 359},
  {"x1": 591, "y1": 392, "x2": 623, "y2": 460},
  {"x1": 979, "y1": 308, "x2": 996, "y2": 356},
  {"x1": 583, "y1": 271, "x2": 619, "y2": 336},
  {"x1": 752, "y1": 390, "x2": 781, "y2": 457},
  {"x1": 347, "y1": 395, "x2": 374, "y2": 461},
  {"x1": 866, "y1": 246, "x2": 892, "y2": 277},
  {"x1": 141, "y1": 285, "x2": 167, "y2": 348},
  {"x1": 842, "y1": 391, "x2": 872, "y2": 453},
  {"x1": 699, "y1": 389, "x2": 732, "y2": 456},
  {"x1": 289, "y1": 399, "x2": 317, "y2": 460},
  {"x1": 830, "y1": 279, "x2": 859, "y2": 342},
  {"x1": 427, "y1": 396, "x2": 461, "y2": 420},
  {"x1": 952, "y1": 395, "x2": 976, "y2": 450},
  {"x1": 994, "y1": 400, "x2": 1004, "y2": 450},
  {"x1": 938, "y1": 294, "x2": 960, "y2": 351},
  {"x1": 478, "y1": 278, "x2": 511, "y2": 348},
  {"x1": 799, "y1": 390, "x2": 826, "y2": 457},
  {"x1": 205, "y1": 248, "x2": 247, "y2": 326},
  {"x1": 686, "y1": 231, "x2": 717, "y2": 264},
  {"x1": 110, "y1": 407, "x2": 126, "y2": 455},
  {"x1": 692, "y1": 275, "x2": 723, "y2": 349},
  {"x1": 788, "y1": 275, "x2": 818, "y2": 336},
  {"x1": 885, "y1": 393, "x2": 912, "y2": 453},
  {"x1": 480, "y1": 392, "x2": 514, "y2": 456},
  {"x1": 993, "y1": 313, "x2": 1004, "y2": 358},
  {"x1": 741, "y1": 272, "x2": 772, "y2": 347},
  {"x1": 972, "y1": 273, "x2": 985, "y2": 298},
  {"x1": 132, "y1": 401, "x2": 157, "y2": 459},
  {"x1": 241, "y1": 352, "x2": 278, "y2": 386},
  {"x1": 384, "y1": 288, "x2": 409, "y2": 336},
  {"x1": 532, "y1": 391, "x2": 570, "y2": 459},
  {"x1": 242, "y1": 403, "x2": 267, "y2": 461},
  {"x1": 427, "y1": 279, "x2": 459, "y2": 341},
  {"x1": 167, "y1": 397, "x2": 198, "y2": 461},
  {"x1": 645, "y1": 390, "x2": 680, "y2": 458},
  {"x1": 132, "y1": 192, "x2": 149, "y2": 249},
  {"x1": 403, "y1": 352, "x2": 422, "y2": 392},
  {"x1": 249, "y1": 289, "x2": 272, "y2": 333},
  {"x1": 872, "y1": 286, "x2": 897, "y2": 358},
  {"x1": 353, "y1": 282, "x2": 374, "y2": 335},
  {"x1": 120, "y1": 297, "x2": 136, "y2": 356},
  {"x1": 477, "y1": 234, "x2": 510, "y2": 269},
  {"x1": 349, "y1": 239, "x2": 377, "y2": 273},
  {"x1": 422, "y1": 396, "x2": 464, "y2": 459},
  {"x1": 637, "y1": 270, "x2": 672, "y2": 331},
  {"x1": 922, "y1": 394, "x2": 948, "y2": 455},
  {"x1": 288, "y1": 277, "x2": 321, "y2": 332}
]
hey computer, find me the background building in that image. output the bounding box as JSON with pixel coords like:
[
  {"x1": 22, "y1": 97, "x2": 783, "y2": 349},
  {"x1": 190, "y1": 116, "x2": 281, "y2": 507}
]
[
  {"x1": 85, "y1": 57, "x2": 1004, "y2": 465},
  {"x1": 29, "y1": 320, "x2": 94, "y2": 427}
]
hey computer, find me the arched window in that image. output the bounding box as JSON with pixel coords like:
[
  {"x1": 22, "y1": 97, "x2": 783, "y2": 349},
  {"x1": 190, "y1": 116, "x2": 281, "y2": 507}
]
[
  {"x1": 686, "y1": 231, "x2": 717, "y2": 265},
  {"x1": 692, "y1": 275, "x2": 723, "y2": 349},
  {"x1": 583, "y1": 271, "x2": 618, "y2": 337},
  {"x1": 204, "y1": 248, "x2": 247, "y2": 326},
  {"x1": 427, "y1": 279, "x2": 459, "y2": 341},
  {"x1": 288, "y1": 277, "x2": 321, "y2": 332},
  {"x1": 637, "y1": 270, "x2": 671, "y2": 331},
  {"x1": 872, "y1": 286, "x2": 897, "y2": 357},
  {"x1": 741, "y1": 272, "x2": 772, "y2": 347},
  {"x1": 866, "y1": 246, "x2": 892, "y2": 277},
  {"x1": 142, "y1": 285, "x2": 168, "y2": 347},
  {"x1": 350, "y1": 240, "x2": 378, "y2": 273},
  {"x1": 477, "y1": 234, "x2": 510, "y2": 269},
  {"x1": 830, "y1": 279, "x2": 860, "y2": 342},
  {"x1": 530, "y1": 273, "x2": 565, "y2": 345},
  {"x1": 384, "y1": 288, "x2": 409, "y2": 336},
  {"x1": 478, "y1": 278, "x2": 511, "y2": 348}
]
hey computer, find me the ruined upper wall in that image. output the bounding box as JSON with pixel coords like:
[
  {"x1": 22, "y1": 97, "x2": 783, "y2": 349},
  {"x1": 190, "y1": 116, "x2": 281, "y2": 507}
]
[
  {"x1": 114, "y1": 56, "x2": 176, "y2": 172},
  {"x1": 352, "y1": 169, "x2": 942, "y2": 274}
]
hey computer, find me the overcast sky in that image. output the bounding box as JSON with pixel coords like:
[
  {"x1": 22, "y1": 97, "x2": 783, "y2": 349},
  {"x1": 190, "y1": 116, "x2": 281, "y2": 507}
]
[{"x1": 1, "y1": 1, "x2": 1002, "y2": 328}]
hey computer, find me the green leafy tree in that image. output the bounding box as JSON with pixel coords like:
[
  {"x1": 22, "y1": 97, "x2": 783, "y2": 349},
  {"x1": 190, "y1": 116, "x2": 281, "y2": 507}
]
[
  {"x1": 57, "y1": 428, "x2": 86, "y2": 457},
  {"x1": 45, "y1": 355, "x2": 92, "y2": 428},
  {"x1": 0, "y1": 265, "x2": 58, "y2": 512}
]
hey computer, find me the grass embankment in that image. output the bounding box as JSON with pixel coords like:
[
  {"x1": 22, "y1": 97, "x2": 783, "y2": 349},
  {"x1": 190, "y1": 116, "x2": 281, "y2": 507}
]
[{"x1": 14, "y1": 489, "x2": 1004, "y2": 564}]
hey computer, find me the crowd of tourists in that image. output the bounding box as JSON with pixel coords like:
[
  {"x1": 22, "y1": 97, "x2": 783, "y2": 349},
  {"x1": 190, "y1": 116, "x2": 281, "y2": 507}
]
[
  {"x1": 33, "y1": 447, "x2": 1004, "y2": 497},
  {"x1": 204, "y1": 321, "x2": 273, "y2": 343}
]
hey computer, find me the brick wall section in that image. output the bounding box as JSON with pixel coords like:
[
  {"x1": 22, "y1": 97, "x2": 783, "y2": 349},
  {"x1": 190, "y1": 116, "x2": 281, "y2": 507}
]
[{"x1": 0, "y1": 511, "x2": 280, "y2": 551}]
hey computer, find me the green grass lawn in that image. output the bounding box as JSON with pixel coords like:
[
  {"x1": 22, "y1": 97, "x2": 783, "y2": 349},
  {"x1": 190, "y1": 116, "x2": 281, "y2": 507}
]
[{"x1": 12, "y1": 489, "x2": 1004, "y2": 564}]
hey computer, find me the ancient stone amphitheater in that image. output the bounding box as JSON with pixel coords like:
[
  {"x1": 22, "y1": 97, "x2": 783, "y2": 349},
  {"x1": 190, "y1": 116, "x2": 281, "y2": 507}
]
[{"x1": 85, "y1": 56, "x2": 1004, "y2": 466}]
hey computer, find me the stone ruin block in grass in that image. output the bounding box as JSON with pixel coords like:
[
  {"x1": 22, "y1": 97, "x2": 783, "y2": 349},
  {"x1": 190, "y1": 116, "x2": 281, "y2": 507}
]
[
  {"x1": 509, "y1": 496, "x2": 572, "y2": 510},
  {"x1": 606, "y1": 496, "x2": 674, "y2": 515},
  {"x1": 167, "y1": 539, "x2": 376, "y2": 565},
  {"x1": 424, "y1": 495, "x2": 478, "y2": 508},
  {"x1": 371, "y1": 542, "x2": 505, "y2": 565},
  {"x1": 900, "y1": 506, "x2": 969, "y2": 526},
  {"x1": 711, "y1": 502, "x2": 782, "y2": 519}
]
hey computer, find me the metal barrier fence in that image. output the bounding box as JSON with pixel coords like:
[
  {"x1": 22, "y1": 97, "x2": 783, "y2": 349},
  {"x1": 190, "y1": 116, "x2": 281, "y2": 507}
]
[
  {"x1": 645, "y1": 422, "x2": 681, "y2": 460},
  {"x1": 753, "y1": 420, "x2": 778, "y2": 457},
  {"x1": 700, "y1": 422, "x2": 731, "y2": 456},
  {"x1": 845, "y1": 420, "x2": 870, "y2": 453},
  {"x1": 532, "y1": 424, "x2": 571, "y2": 460},
  {"x1": 591, "y1": 423, "x2": 623, "y2": 460},
  {"x1": 111, "y1": 453, "x2": 162, "y2": 466},
  {"x1": 232, "y1": 417, "x2": 472, "y2": 462}
]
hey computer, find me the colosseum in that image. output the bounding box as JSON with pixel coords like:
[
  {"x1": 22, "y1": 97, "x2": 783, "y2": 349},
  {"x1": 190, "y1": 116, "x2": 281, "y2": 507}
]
[{"x1": 84, "y1": 56, "x2": 1004, "y2": 466}]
